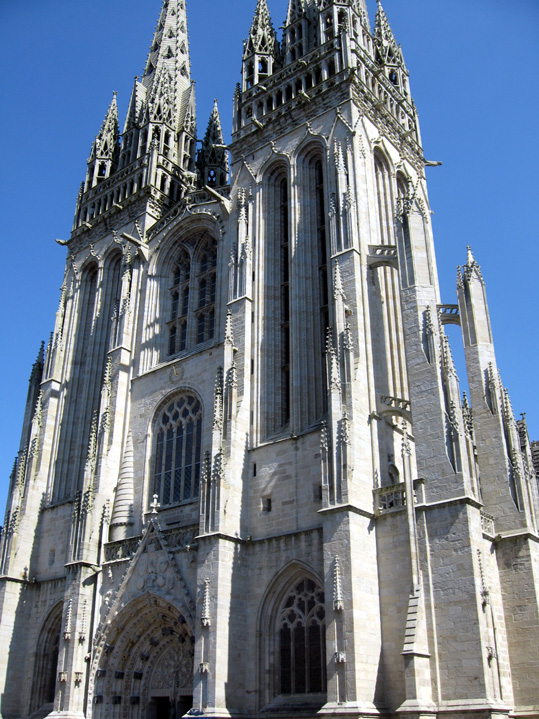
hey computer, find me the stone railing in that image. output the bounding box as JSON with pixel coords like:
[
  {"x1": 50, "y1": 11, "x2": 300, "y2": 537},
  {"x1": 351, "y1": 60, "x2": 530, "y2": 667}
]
[
  {"x1": 367, "y1": 244, "x2": 398, "y2": 269},
  {"x1": 480, "y1": 511, "x2": 495, "y2": 537},
  {"x1": 374, "y1": 483, "x2": 406, "y2": 513},
  {"x1": 438, "y1": 304, "x2": 460, "y2": 326},
  {"x1": 103, "y1": 524, "x2": 199, "y2": 563}
]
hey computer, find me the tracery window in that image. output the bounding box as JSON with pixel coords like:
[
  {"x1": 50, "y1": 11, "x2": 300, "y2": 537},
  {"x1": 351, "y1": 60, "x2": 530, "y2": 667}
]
[
  {"x1": 166, "y1": 237, "x2": 218, "y2": 358},
  {"x1": 195, "y1": 240, "x2": 217, "y2": 345},
  {"x1": 153, "y1": 394, "x2": 202, "y2": 506},
  {"x1": 168, "y1": 248, "x2": 191, "y2": 356},
  {"x1": 278, "y1": 578, "x2": 326, "y2": 695}
]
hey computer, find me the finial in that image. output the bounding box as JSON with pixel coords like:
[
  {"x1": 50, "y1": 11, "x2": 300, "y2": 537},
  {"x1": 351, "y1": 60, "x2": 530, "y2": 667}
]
[{"x1": 150, "y1": 494, "x2": 160, "y2": 513}]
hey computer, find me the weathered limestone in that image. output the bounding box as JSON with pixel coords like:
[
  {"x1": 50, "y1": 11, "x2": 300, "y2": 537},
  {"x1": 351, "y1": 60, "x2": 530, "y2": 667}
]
[{"x1": 0, "y1": 2, "x2": 537, "y2": 719}]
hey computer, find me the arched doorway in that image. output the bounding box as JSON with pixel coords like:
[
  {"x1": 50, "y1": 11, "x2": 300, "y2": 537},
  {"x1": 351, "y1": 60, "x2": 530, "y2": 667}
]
[
  {"x1": 91, "y1": 594, "x2": 194, "y2": 719},
  {"x1": 30, "y1": 602, "x2": 63, "y2": 716}
]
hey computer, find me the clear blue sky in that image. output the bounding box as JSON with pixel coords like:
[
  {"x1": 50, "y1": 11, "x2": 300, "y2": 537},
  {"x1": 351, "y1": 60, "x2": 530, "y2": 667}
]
[{"x1": 1, "y1": 0, "x2": 538, "y2": 515}]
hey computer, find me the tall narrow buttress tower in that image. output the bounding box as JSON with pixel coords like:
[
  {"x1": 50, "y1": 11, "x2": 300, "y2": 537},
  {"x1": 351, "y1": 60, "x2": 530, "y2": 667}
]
[{"x1": 1, "y1": 2, "x2": 537, "y2": 719}]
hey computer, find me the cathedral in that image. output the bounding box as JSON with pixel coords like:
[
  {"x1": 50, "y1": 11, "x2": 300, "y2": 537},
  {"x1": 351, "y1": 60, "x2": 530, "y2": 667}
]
[{"x1": 1, "y1": 1, "x2": 538, "y2": 718}]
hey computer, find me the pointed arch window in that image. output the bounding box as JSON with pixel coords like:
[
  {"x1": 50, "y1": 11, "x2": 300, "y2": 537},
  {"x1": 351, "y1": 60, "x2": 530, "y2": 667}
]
[
  {"x1": 261, "y1": 168, "x2": 291, "y2": 438},
  {"x1": 153, "y1": 394, "x2": 202, "y2": 506},
  {"x1": 374, "y1": 151, "x2": 393, "y2": 245},
  {"x1": 30, "y1": 603, "x2": 63, "y2": 715},
  {"x1": 166, "y1": 236, "x2": 218, "y2": 359},
  {"x1": 279, "y1": 177, "x2": 291, "y2": 427},
  {"x1": 279, "y1": 578, "x2": 326, "y2": 695}
]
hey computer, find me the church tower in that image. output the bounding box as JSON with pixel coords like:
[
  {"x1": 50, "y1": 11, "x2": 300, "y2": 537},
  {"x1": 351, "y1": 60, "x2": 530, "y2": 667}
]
[{"x1": 1, "y1": 2, "x2": 538, "y2": 719}]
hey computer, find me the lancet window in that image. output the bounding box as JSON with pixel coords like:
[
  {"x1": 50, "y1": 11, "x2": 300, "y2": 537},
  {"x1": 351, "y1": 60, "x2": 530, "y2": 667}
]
[
  {"x1": 374, "y1": 152, "x2": 393, "y2": 246},
  {"x1": 315, "y1": 160, "x2": 329, "y2": 412},
  {"x1": 279, "y1": 177, "x2": 291, "y2": 428},
  {"x1": 262, "y1": 168, "x2": 291, "y2": 438},
  {"x1": 294, "y1": 150, "x2": 329, "y2": 429},
  {"x1": 153, "y1": 393, "x2": 202, "y2": 506},
  {"x1": 278, "y1": 578, "x2": 326, "y2": 695}
]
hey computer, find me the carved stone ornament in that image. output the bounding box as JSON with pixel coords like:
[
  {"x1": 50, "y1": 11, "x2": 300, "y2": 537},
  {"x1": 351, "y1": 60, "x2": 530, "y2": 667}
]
[{"x1": 333, "y1": 555, "x2": 344, "y2": 611}]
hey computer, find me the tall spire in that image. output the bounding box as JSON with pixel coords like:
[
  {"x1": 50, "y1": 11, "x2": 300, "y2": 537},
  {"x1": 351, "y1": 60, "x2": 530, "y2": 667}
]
[
  {"x1": 198, "y1": 100, "x2": 228, "y2": 188},
  {"x1": 141, "y1": 0, "x2": 192, "y2": 129}
]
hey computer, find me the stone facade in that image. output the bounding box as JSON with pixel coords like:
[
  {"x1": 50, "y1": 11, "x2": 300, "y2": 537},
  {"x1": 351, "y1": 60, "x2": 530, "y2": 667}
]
[{"x1": 1, "y1": 1, "x2": 538, "y2": 719}]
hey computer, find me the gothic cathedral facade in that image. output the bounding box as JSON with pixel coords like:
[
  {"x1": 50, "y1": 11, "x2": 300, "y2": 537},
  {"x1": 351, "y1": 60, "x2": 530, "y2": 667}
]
[{"x1": 1, "y1": 1, "x2": 538, "y2": 718}]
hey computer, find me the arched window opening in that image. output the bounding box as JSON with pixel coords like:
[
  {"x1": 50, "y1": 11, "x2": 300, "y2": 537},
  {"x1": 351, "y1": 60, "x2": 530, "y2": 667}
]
[
  {"x1": 153, "y1": 393, "x2": 202, "y2": 506},
  {"x1": 164, "y1": 131, "x2": 171, "y2": 158},
  {"x1": 140, "y1": 129, "x2": 148, "y2": 157},
  {"x1": 374, "y1": 152, "x2": 392, "y2": 246},
  {"x1": 30, "y1": 603, "x2": 62, "y2": 715},
  {"x1": 278, "y1": 578, "x2": 326, "y2": 695},
  {"x1": 324, "y1": 14, "x2": 334, "y2": 43},
  {"x1": 246, "y1": 62, "x2": 254, "y2": 89}
]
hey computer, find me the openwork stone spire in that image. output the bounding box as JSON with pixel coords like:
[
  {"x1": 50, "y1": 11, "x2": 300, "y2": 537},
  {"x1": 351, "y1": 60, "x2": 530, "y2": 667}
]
[
  {"x1": 286, "y1": 0, "x2": 307, "y2": 25},
  {"x1": 374, "y1": 1, "x2": 398, "y2": 55},
  {"x1": 198, "y1": 100, "x2": 228, "y2": 188},
  {"x1": 86, "y1": 93, "x2": 120, "y2": 188},
  {"x1": 244, "y1": 0, "x2": 278, "y2": 58},
  {"x1": 374, "y1": 1, "x2": 409, "y2": 94},
  {"x1": 141, "y1": 0, "x2": 192, "y2": 125},
  {"x1": 242, "y1": 0, "x2": 280, "y2": 90}
]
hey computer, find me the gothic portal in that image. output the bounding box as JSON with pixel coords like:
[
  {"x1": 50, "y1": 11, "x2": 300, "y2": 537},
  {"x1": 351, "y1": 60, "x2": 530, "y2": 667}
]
[{"x1": 1, "y1": 1, "x2": 538, "y2": 719}]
